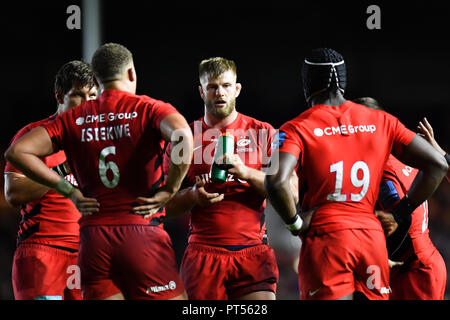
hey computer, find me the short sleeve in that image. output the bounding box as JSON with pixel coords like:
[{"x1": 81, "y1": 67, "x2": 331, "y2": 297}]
[
  {"x1": 149, "y1": 101, "x2": 179, "y2": 130},
  {"x1": 43, "y1": 115, "x2": 66, "y2": 153},
  {"x1": 389, "y1": 115, "x2": 416, "y2": 158},
  {"x1": 277, "y1": 121, "x2": 304, "y2": 160},
  {"x1": 4, "y1": 126, "x2": 32, "y2": 174}
]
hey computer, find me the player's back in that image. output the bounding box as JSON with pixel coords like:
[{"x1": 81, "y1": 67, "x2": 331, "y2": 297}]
[
  {"x1": 279, "y1": 100, "x2": 415, "y2": 233},
  {"x1": 45, "y1": 89, "x2": 178, "y2": 228}
]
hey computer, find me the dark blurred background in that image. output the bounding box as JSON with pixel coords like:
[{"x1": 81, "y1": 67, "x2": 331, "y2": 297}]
[{"x1": 0, "y1": 1, "x2": 448, "y2": 299}]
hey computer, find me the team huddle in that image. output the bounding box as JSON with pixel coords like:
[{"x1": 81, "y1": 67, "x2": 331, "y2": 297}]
[{"x1": 4, "y1": 44, "x2": 450, "y2": 300}]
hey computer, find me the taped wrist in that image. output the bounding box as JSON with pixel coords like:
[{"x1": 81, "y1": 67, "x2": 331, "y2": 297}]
[
  {"x1": 54, "y1": 178, "x2": 75, "y2": 197},
  {"x1": 390, "y1": 196, "x2": 417, "y2": 224},
  {"x1": 285, "y1": 214, "x2": 303, "y2": 231}
]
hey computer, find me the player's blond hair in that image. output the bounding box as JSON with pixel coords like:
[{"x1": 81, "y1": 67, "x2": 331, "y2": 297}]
[
  {"x1": 91, "y1": 43, "x2": 133, "y2": 83},
  {"x1": 199, "y1": 57, "x2": 237, "y2": 81}
]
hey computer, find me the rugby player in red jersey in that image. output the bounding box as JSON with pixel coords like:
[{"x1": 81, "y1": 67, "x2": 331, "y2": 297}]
[
  {"x1": 164, "y1": 57, "x2": 297, "y2": 300},
  {"x1": 265, "y1": 48, "x2": 448, "y2": 300},
  {"x1": 4, "y1": 61, "x2": 97, "y2": 300},
  {"x1": 5, "y1": 43, "x2": 194, "y2": 300},
  {"x1": 355, "y1": 97, "x2": 446, "y2": 300}
]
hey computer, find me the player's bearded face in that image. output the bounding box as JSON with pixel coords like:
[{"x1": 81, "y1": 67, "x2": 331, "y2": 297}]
[{"x1": 201, "y1": 71, "x2": 241, "y2": 119}]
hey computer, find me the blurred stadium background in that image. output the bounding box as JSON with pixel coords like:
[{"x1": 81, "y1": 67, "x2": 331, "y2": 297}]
[{"x1": 0, "y1": 1, "x2": 448, "y2": 299}]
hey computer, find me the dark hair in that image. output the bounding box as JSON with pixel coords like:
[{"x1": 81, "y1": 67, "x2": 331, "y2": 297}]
[
  {"x1": 199, "y1": 57, "x2": 237, "y2": 81},
  {"x1": 302, "y1": 48, "x2": 347, "y2": 102},
  {"x1": 354, "y1": 97, "x2": 385, "y2": 111},
  {"x1": 91, "y1": 43, "x2": 133, "y2": 83},
  {"x1": 54, "y1": 60, "x2": 96, "y2": 95}
]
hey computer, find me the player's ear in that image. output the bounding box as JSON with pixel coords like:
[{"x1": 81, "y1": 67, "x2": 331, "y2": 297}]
[
  {"x1": 127, "y1": 67, "x2": 136, "y2": 83},
  {"x1": 235, "y1": 83, "x2": 242, "y2": 98},
  {"x1": 55, "y1": 90, "x2": 64, "y2": 105}
]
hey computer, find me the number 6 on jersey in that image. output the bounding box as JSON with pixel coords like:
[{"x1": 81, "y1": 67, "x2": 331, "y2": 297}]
[
  {"x1": 327, "y1": 160, "x2": 370, "y2": 202},
  {"x1": 99, "y1": 146, "x2": 120, "y2": 188}
]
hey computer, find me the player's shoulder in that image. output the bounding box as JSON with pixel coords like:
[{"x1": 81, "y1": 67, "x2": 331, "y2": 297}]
[
  {"x1": 12, "y1": 116, "x2": 55, "y2": 140},
  {"x1": 238, "y1": 112, "x2": 275, "y2": 130},
  {"x1": 135, "y1": 93, "x2": 174, "y2": 109}
]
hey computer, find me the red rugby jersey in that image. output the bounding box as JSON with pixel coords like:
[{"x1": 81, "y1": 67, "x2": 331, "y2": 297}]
[
  {"x1": 5, "y1": 116, "x2": 80, "y2": 250},
  {"x1": 278, "y1": 101, "x2": 416, "y2": 233},
  {"x1": 164, "y1": 112, "x2": 276, "y2": 246},
  {"x1": 44, "y1": 89, "x2": 178, "y2": 229},
  {"x1": 381, "y1": 155, "x2": 437, "y2": 261}
]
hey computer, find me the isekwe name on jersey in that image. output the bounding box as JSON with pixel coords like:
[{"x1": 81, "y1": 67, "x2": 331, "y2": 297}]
[{"x1": 77, "y1": 112, "x2": 137, "y2": 142}]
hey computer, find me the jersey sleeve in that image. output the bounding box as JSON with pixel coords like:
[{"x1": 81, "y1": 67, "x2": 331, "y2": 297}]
[
  {"x1": 277, "y1": 121, "x2": 304, "y2": 160},
  {"x1": 43, "y1": 114, "x2": 66, "y2": 153},
  {"x1": 4, "y1": 125, "x2": 33, "y2": 174},
  {"x1": 147, "y1": 101, "x2": 180, "y2": 131},
  {"x1": 388, "y1": 114, "x2": 416, "y2": 158}
]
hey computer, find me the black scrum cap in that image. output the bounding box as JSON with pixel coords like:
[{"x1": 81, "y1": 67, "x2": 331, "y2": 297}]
[{"x1": 302, "y1": 48, "x2": 347, "y2": 103}]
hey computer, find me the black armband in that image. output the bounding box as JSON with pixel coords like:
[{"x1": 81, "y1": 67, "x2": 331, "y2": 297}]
[
  {"x1": 445, "y1": 153, "x2": 450, "y2": 166},
  {"x1": 390, "y1": 195, "x2": 417, "y2": 224},
  {"x1": 51, "y1": 163, "x2": 69, "y2": 177},
  {"x1": 386, "y1": 196, "x2": 416, "y2": 258}
]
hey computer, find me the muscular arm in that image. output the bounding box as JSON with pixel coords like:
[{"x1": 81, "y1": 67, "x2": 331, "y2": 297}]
[
  {"x1": 4, "y1": 127, "x2": 63, "y2": 190},
  {"x1": 264, "y1": 151, "x2": 299, "y2": 223},
  {"x1": 159, "y1": 113, "x2": 194, "y2": 193},
  {"x1": 4, "y1": 172, "x2": 49, "y2": 208},
  {"x1": 396, "y1": 134, "x2": 448, "y2": 207}
]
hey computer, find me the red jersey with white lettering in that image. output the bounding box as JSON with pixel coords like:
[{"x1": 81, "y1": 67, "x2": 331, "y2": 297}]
[
  {"x1": 5, "y1": 117, "x2": 80, "y2": 250},
  {"x1": 44, "y1": 89, "x2": 178, "y2": 229},
  {"x1": 278, "y1": 101, "x2": 416, "y2": 233},
  {"x1": 381, "y1": 155, "x2": 437, "y2": 261},
  {"x1": 165, "y1": 112, "x2": 276, "y2": 246}
]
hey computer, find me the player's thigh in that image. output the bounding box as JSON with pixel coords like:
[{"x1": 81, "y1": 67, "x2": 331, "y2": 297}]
[
  {"x1": 298, "y1": 230, "x2": 359, "y2": 300},
  {"x1": 114, "y1": 225, "x2": 185, "y2": 300},
  {"x1": 13, "y1": 243, "x2": 76, "y2": 300},
  {"x1": 354, "y1": 229, "x2": 390, "y2": 300},
  {"x1": 180, "y1": 244, "x2": 229, "y2": 300},
  {"x1": 78, "y1": 226, "x2": 121, "y2": 300},
  {"x1": 228, "y1": 245, "x2": 278, "y2": 300}
]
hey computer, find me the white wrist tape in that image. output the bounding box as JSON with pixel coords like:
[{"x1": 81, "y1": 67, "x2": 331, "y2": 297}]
[
  {"x1": 54, "y1": 178, "x2": 75, "y2": 197},
  {"x1": 286, "y1": 214, "x2": 303, "y2": 231}
]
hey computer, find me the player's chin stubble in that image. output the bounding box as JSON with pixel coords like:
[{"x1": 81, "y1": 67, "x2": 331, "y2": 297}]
[{"x1": 205, "y1": 99, "x2": 236, "y2": 119}]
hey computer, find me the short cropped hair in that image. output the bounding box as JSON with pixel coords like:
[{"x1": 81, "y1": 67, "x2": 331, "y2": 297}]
[
  {"x1": 199, "y1": 57, "x2": 237, "y2": 80},
  {"x1": 54, "y1": 60, "x2": 96, "y2": 95},
  {"x1": 354, "y1": 97, "x2": 384, "y2": 111},
  {"x1": 91, "y1": 43, "x2": 133, "y2": 82}
]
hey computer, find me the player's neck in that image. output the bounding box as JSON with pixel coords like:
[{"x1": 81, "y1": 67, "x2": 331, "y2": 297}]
[
  {"x1": 101, "y1": 81, "x2": 136, "y2": 95},
  {"x1": 310, "y1": 90, "x2": 346, "y2": 107},
  {"x1": 204, "y1": 109, "x2": 238, "y2": 129}
]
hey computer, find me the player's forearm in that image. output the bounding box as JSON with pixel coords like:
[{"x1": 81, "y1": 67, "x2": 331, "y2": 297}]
[
  {"x1": 397, "y1": 135, "x2": 448, "y2": 206},
  {"x1": 243, "y1": 167, "x2": 267, "y2": 197},
  {"x1": 265, "y1": 174, "x2": 297, "y2": 223},
  {"x1": 407, "y1": 165, "x2": 447, "y2": 207},
  {"x1": 165, "y1": 187, "x2": 196, "y2": 218},
  {"x1": 4, "y1": 173, "x2": 49, "y2": 207},
  {"x1": 165, "y1": 137, "x2": 193, "y2": 193},
  {"x1": 5, "y1": 150, "x2": 62, "y2": 192}
]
